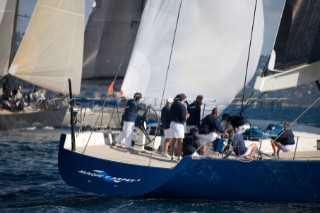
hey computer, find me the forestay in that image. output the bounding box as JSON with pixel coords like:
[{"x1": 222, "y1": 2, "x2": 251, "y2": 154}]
[{"x1": 121, "y1": 0, "x2": 264, "y2": 106}]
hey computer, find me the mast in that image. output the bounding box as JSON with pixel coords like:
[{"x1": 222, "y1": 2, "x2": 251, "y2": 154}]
[{"x1": 68, "y1": 79, "x2": 76, "y2": 151}]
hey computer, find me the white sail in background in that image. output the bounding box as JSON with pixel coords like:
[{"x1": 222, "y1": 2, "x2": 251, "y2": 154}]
[
  {"x1": 0, "y1": 0, "x2": 17, "y2": 77},
  {"x1": 121, "y1": 0, "x2": 264, "y2": 106},
  {"x1": 8, "y1": 0, "x2": 85, "y2": 95}
]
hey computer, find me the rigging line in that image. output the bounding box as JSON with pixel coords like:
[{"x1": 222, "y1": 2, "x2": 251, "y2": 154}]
[
  {"x1": 242, "y1": 55, "x2": 270, "y2": 113},
  {"x1": 111, "y1": 0, "x2": 148, "y2": 84},
  {"x1": 148, "y1": 0, "x2": 183, "y2": 166},
  {"x1": 102, "y1": 0, "x2": 148, "y2": 127},
  {"x1": 158, "y1": 0, "x2": 183, "y2": 111},
  {"x1": 239, "y1": 0, "x2": 258, "y2": 117},
  {"x1": 82, "y1": 110, "x2": 102, "y2": 154}
]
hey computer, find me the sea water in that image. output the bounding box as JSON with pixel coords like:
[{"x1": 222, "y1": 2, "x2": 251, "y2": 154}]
[{"x1": 0, "y1": 128, "x2": 320, "y2": 212}]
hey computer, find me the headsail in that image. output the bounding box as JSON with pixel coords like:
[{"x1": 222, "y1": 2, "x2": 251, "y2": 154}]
[
  {"x1": 255, "y1": 0, "x2": 320, "y2": 92},
  {"x1": 0, "y1": 0, "x2": 17, "y2": 77},
  {"x1": 8, "y1": 0, "x2": 85, "y2": 95},
  {"x1": 121, "y1": 0, "x2": 264, "y2": 106},
  {"x1": 82, "y1": 0, "x2": 143, "y2": 81}
]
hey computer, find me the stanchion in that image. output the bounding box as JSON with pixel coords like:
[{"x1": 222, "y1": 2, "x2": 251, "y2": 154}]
[{"x1": 293, "y1": 136, "x2": 299, "y2": 160}]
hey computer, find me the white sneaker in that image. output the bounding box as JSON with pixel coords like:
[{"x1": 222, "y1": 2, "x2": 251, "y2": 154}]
[
  {"x1": 162, "y1": 153, "x2": 170, "y2": 158},
  {"x1": 177, "y1": 156, "x2": 182, "y2": 162},
  {"x1": 115, "y1": 143, "x2": 122, "y2": 148}
]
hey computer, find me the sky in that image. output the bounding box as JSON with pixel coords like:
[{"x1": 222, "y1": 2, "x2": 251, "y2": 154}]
[
  {"x1": 262, "y1": 0, "x2": 285, "y2": 54},
  {"x1": 17, "y1": 0, "x2": 285, "y2": 55}
]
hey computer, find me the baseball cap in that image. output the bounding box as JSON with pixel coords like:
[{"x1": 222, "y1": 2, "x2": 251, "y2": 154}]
[{"x1": 167, "y1": 98, "x2": 174, "y2": 103}]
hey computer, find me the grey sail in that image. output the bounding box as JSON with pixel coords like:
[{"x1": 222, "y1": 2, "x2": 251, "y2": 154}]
[
  {"x1": 255, "y1": 0, "x2": 320, "y2": 92},
  {"x1": 272, "y1": 0, "x2": 320, "y2": 71},
  {"x1": 82, "y1": 0, "x2": 143, "y2": 81}
]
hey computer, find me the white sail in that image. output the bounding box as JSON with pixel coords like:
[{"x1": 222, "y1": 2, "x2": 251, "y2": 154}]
[
  {"x1": 0, "y1": 0, "x2": 17, "y2": 77},
  {"x1": 8, "y1": 0, "x2": 85, "y2": 95},
  {"x1": 121, "y1": 0, "x2": 264, "y2": 106}
]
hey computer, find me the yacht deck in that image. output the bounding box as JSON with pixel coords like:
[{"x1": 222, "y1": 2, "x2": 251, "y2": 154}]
[{"x1": 70, "y1": 142, "x2": 320, "y2": 169}]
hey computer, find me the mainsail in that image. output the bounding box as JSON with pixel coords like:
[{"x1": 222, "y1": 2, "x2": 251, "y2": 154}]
[
  {"x1": 255, "y1": 0, "x2": 320, "y2": 92},
  {"x1": 82, "y1": 0, "x2": 143, "y2": 81},
  {"x1": 7, "y1": 0, "x2": 85, "y2": 95},
  {"x1": 0, "y1": 0, "x2": 17, "y2": 77},
  {"x1": 121, "y1": 0, "x2": 264, "y2": 106}
]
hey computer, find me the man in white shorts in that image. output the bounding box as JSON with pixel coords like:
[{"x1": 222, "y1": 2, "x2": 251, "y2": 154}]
[
  {"x1": 170, "y1": 94, "x2": 189, "y2": 161},
  {"x1": 227, "y1": 128, "x2": 257, "y2": 160},
  {"x1": 197, "y1": 107, "x2": 224, "y2": 155},
  {"x1": 271, "y1": 123, "x2": 295, "y2": 158},
  {"x1": 161, "y1": 98, "x2": 174, "y2": 158}
]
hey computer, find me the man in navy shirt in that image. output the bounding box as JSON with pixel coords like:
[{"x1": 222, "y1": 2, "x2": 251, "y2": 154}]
[
  {"x1": 114, "y1": 92, "x2": 142, "y2": 150},
  {"x1": 227, "y1": 127, "x2": 257, "y2": 160},
  {"x1": 186, "y1": 95, "x2": 203, "y2": 133},
  {"x1": 161, "y1": 98, "x2": 174, "y2": 158},
  {"x1": 170, "y1": 93, "x2": 189, "y2": 161},
  {"x1": 222, "y1": 113, "x2": 251, "y2": 134},
  {"x1": 197, "y1": 107, "x2": 224, "y2": 155},
  {"x1": 271, "y1": 122, "x2": 295, "y2": 158}
]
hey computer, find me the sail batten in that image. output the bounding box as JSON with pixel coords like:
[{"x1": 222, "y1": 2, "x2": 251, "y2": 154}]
[
  {"x1": 121, "y1": 0, "x2": 264, "y2": 106},
  {"x1": 7, "y1": 0, "x2": 85, "y2": 95}
]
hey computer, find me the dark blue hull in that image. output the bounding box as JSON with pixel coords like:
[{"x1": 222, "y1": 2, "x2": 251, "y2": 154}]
[{"x1": 58, "y1": 134, "x2": 320, "y2": 203}]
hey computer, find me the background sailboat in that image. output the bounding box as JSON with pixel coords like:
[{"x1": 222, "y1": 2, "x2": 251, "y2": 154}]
[
  {"x1": 247, "y1": 0, "x2": 320, "y2": 152},
  {"x1": 0, "y1": 0, "x2": 17, "y2": 77},
  {"x1": 254, "y1": 0, "x2": 320, "y2": 92},
  {"x1": 0, "y1": 0, "x2": 85, "y2": 130}
]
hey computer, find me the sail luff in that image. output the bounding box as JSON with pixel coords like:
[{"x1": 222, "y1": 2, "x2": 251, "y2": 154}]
[{"x1": 8, "y1": 0, "x2": 85, "y2": 95}]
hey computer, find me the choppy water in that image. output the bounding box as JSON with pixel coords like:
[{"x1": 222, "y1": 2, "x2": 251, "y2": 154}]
[{"x1": 1, "y1": 127, "x2": 320, "y2": 212}]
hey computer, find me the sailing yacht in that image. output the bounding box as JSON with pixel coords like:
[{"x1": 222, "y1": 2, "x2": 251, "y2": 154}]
[
  {"x1": 0, "y1": 0, "x2": 85, "y2": 130},
  {"x1": 58, "y1": 0, "x2": 320, "y2": 202}
]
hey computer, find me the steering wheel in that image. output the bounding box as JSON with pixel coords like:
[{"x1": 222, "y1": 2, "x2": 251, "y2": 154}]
[{"x1": 137, "y1": 105, "x2": 160, "y2": 146}]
